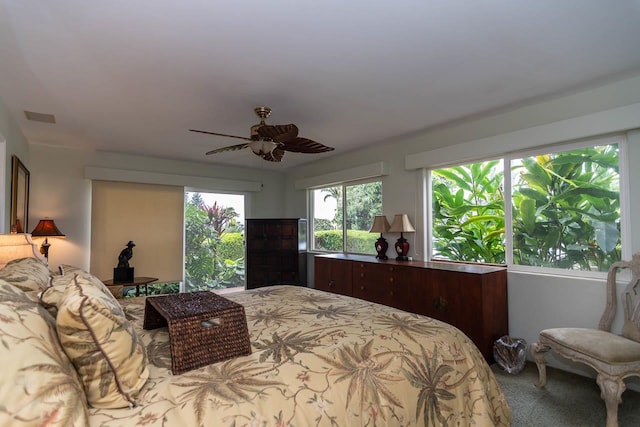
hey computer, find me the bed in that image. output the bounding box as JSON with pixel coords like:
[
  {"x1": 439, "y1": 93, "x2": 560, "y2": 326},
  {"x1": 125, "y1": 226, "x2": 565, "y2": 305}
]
[
  {"x1": 94, "y1": 285, "x2": 510, "y2": 426},
  {"x1": 0, "y1": 237, "x2": 511, "y2": 427}
]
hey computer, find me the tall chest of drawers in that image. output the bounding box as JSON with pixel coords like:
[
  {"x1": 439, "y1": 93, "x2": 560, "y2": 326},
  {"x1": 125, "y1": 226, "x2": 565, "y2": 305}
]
[
  {"x1": 245, "y1": 219, "x2": 307, "y2": 289},
  {"x1": 314, "y1": 254, "x2": 508, "y2": 362}
]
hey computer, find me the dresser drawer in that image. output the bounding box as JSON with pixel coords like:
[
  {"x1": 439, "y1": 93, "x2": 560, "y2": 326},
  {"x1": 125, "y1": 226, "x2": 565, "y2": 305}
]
[{"x1": 352, "y1": 262, "x2": 414, "y2": 311}]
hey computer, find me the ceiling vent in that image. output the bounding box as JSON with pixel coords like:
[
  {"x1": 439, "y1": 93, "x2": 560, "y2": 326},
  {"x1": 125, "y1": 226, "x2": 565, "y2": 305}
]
[{"x1": 24, "y1": 110, "x2": 56, "y2": 124}]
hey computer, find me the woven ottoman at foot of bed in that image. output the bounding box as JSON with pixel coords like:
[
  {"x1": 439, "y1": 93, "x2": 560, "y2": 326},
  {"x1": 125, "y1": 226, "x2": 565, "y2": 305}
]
[{"x1": 143, "y1": 291, "x2": 251, "y2": 374}]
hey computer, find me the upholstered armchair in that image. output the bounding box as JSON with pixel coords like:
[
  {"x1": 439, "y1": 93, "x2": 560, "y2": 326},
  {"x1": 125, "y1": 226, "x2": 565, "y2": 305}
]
[{"x1": 530, "y1": 253, "x2": 640, "y2": 427}]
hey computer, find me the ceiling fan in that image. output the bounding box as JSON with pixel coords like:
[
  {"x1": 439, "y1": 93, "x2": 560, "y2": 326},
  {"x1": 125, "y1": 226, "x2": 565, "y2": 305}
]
[{"x1": 190, "y1": 106, "x2": 335, "y2": 162}]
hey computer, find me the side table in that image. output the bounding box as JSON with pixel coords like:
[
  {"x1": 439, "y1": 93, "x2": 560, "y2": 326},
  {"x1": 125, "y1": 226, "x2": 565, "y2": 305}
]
[{"x1": 103, "y1": 276, "x2": 158, "y2": 298}]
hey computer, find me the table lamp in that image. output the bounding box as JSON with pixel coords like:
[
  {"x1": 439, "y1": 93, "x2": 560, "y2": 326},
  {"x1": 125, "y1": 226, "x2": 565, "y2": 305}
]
[
  {"x1": 30, "y1": 218, "x2": 65, "y2": 259},
  {"x1": 368, "y1": 215, "x2": 391, "y2": 260},
  {"x1": 388, "y1": 214, "x2": 415, "y2": 261}
]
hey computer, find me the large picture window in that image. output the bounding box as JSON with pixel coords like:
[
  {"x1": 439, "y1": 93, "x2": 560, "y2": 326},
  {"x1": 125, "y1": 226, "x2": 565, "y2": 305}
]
[
  {"x1": 511, "y1": 144, "x2": 620, "y2": 271},
  {"x1": 311, "y1": 180, "x2": 382, "y2": 254},
  {"x1": 431, "y1": 136, "x2": 623, "y2": 273},
  {"x1": 432, "y1": 160, "x2": 505, "y2": 264}
]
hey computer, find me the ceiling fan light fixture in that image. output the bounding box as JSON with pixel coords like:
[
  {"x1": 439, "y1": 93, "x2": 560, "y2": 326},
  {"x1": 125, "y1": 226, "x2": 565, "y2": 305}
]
[
  {"x1": 249, "y1": 139, "x2": 278, "y2": 155},
  {"x1": 193, "y1": 106, "x2": 334, "y2": 162}
]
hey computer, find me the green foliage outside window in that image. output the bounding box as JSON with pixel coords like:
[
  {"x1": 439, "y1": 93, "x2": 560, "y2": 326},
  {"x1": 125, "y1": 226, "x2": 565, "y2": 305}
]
[
  {"x1": 314, "y1": 230, "x2": 379, "y2": 253},
  {"x1": 184, "y1": 193, "x2": 245, "y2": 291},
  {"x1": 432, "y1": 143, "x2": 621, "y2": 272},
  {"x1": 123, "y1": 282, "x2": 180, "y2": 298},
  {"x1": 432, "y1": 160, "x2": 505, "y2": 263},
  {"x1": 218, "y1": 233, "x2": 244, "y2": 261},
  {"x1": 312, "y1": 181, "x2": 382, "y2": 254},
  {"x1": 512, "y1": 145, "x2": 620, "y2": 271}
]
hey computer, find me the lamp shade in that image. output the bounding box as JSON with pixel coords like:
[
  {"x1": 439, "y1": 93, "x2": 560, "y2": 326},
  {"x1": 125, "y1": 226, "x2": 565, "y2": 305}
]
[
  {"x1": 388, "y1": 214, "x2": 415, "y2": 233},
  {"x1": 30, "y1": 218, "x2": 66, "y2": 238},
  {"x1": 369, "y1": 215, "x2": 390, "y2": 233}
]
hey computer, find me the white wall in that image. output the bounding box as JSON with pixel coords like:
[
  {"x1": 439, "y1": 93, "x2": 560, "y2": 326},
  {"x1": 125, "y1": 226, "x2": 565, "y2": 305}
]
[
  {"x1": 0, "y1": 96, "x2": 30, "y2": 231},
  {"x1": 286, "y1": 73, "x2": 640, "y2": 386},
  {"x1": 28, "y1": 145, "x2": 287, "y2": 270},
  {"x1": 0, "y1": 136, "x2": 5, "y2": 232}
]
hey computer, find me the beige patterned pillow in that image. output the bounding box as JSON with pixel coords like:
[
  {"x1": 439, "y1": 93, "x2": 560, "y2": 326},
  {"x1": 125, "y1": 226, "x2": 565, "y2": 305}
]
[
  {"x1": 0, "y1": 257, "x2": 53, "y2": 292},
  {"x1": 58, "y1": 264, "x2": 86, "y2": 276},
  {"x1": 0, "y1": 279, "x2": 88, "y2": 426},
  {"x1": 23, "y1": 289, "x2": 42, "y2": 302},
  {"x1": 56, "y1": 274, "x2": 149, "y2": 408},
  {"x1": 40, "y1": 273, "x2": 74, "y2": 310},
  {"x1": 42, "y1": 272, "x2": 113, "y2": 312}
]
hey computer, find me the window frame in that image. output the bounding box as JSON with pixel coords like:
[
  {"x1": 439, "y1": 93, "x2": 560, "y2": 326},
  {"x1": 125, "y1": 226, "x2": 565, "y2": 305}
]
[
  {"x1": 309, "y1": 177, "x2": 383, "y2": 255},
  {"x1": 427, "y1": 134, "x2": 628, "y2": 279}
]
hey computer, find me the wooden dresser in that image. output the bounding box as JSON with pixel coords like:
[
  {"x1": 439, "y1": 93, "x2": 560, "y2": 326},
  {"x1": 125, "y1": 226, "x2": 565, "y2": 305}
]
[
  {"x1": 314, "y1": 254, "x2": 508, "y2": 362},
  {"x1": 245, "y1": 218, "x2": 307, "y2": 289}
]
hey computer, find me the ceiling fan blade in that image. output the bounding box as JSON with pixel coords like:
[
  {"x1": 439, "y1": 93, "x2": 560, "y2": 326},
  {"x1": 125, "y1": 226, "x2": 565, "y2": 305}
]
[
  {"x1": 261, "y1": 147, "x2": 285, "y2": 162},
  {"x1": 281, "y1": 137, "x2": 335, "y2": 153},
  {"x1": 190, "y1": 129, "x2": 252, "y2": 141},
  {"x1": 205, "y1": 143, "x2": 249, "y2": 155},
  {"x1": 256, "y1": 124, "x2": 298, "y2": 143}
]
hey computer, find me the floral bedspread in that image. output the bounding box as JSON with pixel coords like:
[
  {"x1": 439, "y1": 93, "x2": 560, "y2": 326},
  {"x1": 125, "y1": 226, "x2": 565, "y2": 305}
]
[{"x1": 90, "y1": 285, "x2": 511, "y2": 427}]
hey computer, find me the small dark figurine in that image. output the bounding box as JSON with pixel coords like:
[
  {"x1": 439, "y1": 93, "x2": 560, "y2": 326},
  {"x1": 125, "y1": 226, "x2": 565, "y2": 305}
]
[{"x1": 117, "y1": 241, "x2": 136, "y2": 268}]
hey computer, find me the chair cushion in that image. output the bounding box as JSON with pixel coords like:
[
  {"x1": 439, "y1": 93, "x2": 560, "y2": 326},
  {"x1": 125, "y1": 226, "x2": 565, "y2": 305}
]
[
  {"x1": 56, "y1": 274, "x2": 149, "y2": 408},
  {"x1": 541, "y1": 327, "x2": 640, "y2": 364},
  {"x1": 0, "y1": 279, "x2": 88, "y2": 426}
]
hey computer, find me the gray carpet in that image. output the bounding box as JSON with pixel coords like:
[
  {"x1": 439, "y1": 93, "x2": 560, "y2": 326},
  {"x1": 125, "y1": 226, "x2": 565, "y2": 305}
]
[{"x1": 492, "y1": 362, "x2": 640, "y2": 426}]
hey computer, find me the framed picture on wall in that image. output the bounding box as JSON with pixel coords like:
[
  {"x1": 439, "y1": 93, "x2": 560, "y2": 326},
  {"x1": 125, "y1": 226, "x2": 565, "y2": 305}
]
[{"x1": 10, "y1": 155, "x2": 29, "y2": 233}]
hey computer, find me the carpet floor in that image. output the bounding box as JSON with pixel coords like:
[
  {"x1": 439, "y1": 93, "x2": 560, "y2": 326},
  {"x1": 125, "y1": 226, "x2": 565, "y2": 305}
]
[{"x1": 492, "y1": 362, "x2": 640, "y2": 426}]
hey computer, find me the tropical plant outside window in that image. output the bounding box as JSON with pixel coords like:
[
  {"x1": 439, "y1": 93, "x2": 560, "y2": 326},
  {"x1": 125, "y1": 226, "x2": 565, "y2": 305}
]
[
  {"x1": 432, "y1": 140, "x2": 622, "y2": 272},
  {"x1": 432, "y1": 160, "x2": 505, "y2": 263},
  {"x1": 311, "y1": 181, "x2": 382, "y2": 254},
  {"x1": 512, "y1": 144, "x2": 620, "y2": 271},
  {"x1": 184, "y1": 192, "x2": 245, "y2": 291}
]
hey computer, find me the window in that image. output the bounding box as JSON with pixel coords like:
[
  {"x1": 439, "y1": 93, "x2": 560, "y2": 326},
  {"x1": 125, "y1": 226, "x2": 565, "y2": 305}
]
[
  {"x1": 431, "y1": 137, "x2": 623, "y2": 273},
  {"x1": 184, "y1": 191, "x2": 245, "y2": 292},
  {"x1": 311, "y1": 180, "x2": 382, "y2": 254},
  {"x1": 511, "y1": 143, "x2": 620, "y2": 271},
  {"x1": 432, "y1": 160, "x2": 505, "y2": 263}
]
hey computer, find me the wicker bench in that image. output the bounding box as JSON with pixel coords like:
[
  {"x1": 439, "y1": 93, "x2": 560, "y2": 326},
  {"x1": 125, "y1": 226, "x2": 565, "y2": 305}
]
[{"x1": 143, "y1": 291, "x2": 251, "y2": 374}]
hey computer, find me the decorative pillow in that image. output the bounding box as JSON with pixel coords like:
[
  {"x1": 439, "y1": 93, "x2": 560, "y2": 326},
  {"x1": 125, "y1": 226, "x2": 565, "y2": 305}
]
[
  {"x1": 40, "y1": 282, "x2": 65, "y2": 310},
  {"x1": 42, "y1": 272, "x2": 114, "y2": 312},
  {"x1": 0, "y1": 279, "x2": 88, "y2": 426},
  {"x1": 56, "y1": 274, "x2": 149, "y2": 408},
  {"x1": 0, "y1": 257, "x2": 53, "y2": 292},
  {"x1": 57, "y1": 264, "x2": 86, "y2": 276},
  {"x1": 23, "y1": 289, "x2": 42, "y2": 303}
]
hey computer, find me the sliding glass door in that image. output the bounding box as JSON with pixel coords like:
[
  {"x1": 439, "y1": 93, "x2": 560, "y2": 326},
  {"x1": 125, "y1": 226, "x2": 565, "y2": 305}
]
[{"x1": 184, "y1": 191, "x2": 245, "y2": 292}]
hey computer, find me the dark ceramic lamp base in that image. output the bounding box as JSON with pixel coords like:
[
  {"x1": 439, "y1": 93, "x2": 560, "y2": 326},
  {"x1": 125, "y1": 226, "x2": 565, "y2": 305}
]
[
  {"x1": 394, "y1": 234, "x2": 410, "y2": 261},
  {"x1": 375, "y1": 236, "x2": 388, "y2": 260}
]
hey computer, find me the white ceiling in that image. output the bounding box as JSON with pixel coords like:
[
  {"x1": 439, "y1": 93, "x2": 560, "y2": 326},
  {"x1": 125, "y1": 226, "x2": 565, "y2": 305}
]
[{"x1": 1, "y1": 1, "x2": 640, "y2": 171}]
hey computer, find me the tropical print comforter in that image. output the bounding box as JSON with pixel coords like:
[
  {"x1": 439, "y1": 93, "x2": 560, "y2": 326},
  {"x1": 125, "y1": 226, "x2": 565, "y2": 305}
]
[{"x1": 90, "y1": 285, "x2": 511, "y2": 426}]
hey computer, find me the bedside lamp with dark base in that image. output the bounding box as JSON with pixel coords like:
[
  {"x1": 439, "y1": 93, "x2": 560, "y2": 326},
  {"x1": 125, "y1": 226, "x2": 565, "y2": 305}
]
[
  {"x1": 369, "y1": 215, "x2": 391, "y2": 260},
  {"x1": 388, "y1": 214, "x2": 415, "y2": 261},
  {"x1": 30, "y1": 218, "x2": 66, "y2": 260}
]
